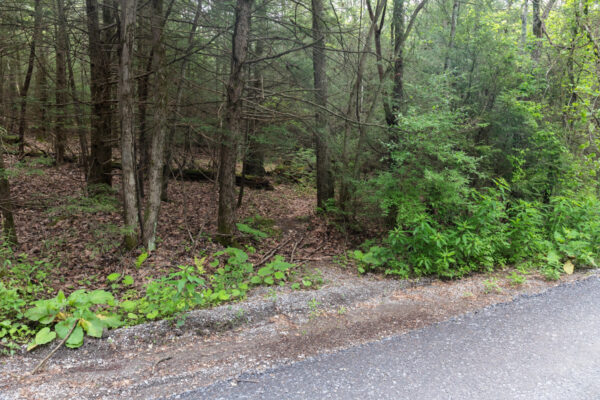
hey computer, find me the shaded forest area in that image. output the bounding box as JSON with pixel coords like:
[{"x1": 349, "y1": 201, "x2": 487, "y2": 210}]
[{"x1": 0, "y1": 0, "x2": 599, "y2": 353}]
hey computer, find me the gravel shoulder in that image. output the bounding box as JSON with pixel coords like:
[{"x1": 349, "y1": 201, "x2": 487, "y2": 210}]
[{"x1": 1, "y1": 265, "x2": 596, "y2": 400}]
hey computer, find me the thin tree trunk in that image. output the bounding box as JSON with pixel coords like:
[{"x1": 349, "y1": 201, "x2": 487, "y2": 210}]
[
  {"x1": 66, "y1": 19, "x2": 89, "y2": 175},
  {"x1": 217, "y1": 0, "x2": 253, "y2": 242},
  {"x1": 142, "y1": 0, "x2": 169, "y2": 251},
  {"x1": 119, "y1": 0, "x2": 140, "y2": 249},
  {"x1": 161, "y1": 0, "x2": 203, "y2": 202},
  {"x1": 0, "y1": 150, "x2": 17, "y2": 245},
  {"x1": 311, "y1": 0, "x2": 334, "y2": 208},
  {"x1": 520, "y1": 0, "x2": 528, "y2": 51},
  {"x1": 444, "y1": 0, "x2": 459, "y2": 71},
  {"x1": 85, "y1": 0, "x2": 113, "y2": 189},
  {"x1": 532, "y1": 0, "x2": 542, "y2": 60},
  {"x1": 17, "y1": 0, "x2": 42, "y2": 155},
  {"x1": 34, "y1": 48, "x2": 48, "y2": 140},
  {"x1": 55, "y1": 0, "x2": 68, "y2": 164}
]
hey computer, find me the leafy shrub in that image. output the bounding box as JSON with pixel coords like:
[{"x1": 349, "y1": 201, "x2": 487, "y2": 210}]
[{"x1": 25, "y1": 289, "x2": 121, "y2": 349}]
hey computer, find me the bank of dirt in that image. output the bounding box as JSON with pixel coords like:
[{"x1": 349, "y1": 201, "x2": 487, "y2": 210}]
[{"x1": 0, "y1": 265, "x2": 595, "y2": 400}]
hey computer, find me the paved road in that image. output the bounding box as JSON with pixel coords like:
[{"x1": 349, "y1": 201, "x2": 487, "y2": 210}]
[{"x1": 173, "y1": 276, "x2": 600, "y2": 400}]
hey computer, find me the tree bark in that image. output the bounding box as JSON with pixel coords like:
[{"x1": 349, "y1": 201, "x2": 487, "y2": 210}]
[
  {"x1": 55, "y1": 0, "x2": 68, "y2": 165},
  {"x1": 142, "y1": 0, "x2": 169, "y2": 251},
  {"x1": 0, "y1": 149, "x2": 17, "y2": 245},
  {"x1": 161, "y1": 0, "x2": 203, "y2": 202},
  {"x1": 119, "y1": 0, "x2": 141, "y2": 249},
  {"x1": 85, "y1": 0, "x2": 114, "y2": 189},
  {"x1": 532, "y1": 0, "x2": 542, "y2": 60},
  {"x1": 311, "y1": 0, "x2": 334, "y2": 208},
  {"x1": 16, "y1": 0, "x2": 43, "y2": 155},
  {"x1": 520, "y1": 0, "x2": 528, "y2": 51},
  {"x1": 217, "y1": 0, "x2": 253, "y2": 243},
  {"x1": 444, "y1": 0, "x2": 460, "y2": 71}
]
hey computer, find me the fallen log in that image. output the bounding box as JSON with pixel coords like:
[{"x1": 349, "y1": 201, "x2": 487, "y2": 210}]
[{"x1": 110, "y1": 162, "x2": 274, "y2": 190}]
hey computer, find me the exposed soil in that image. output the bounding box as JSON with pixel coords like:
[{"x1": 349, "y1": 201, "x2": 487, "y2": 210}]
[{"x1": 0, "y1": 266, "x2": 595, "y2": 400}]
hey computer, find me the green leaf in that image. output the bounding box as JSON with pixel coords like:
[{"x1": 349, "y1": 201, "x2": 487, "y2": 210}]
[
  {"x1": 217, "y1": 290, "x2": 230, "y2": 301},
  {"x1": 89, "y1": 290, "x2": 115, "y2": 305},
  {"x1": 274, "y1": 271, "x2": 285, "y2": 280},
  {"x1": 122, "y1": 275, "x2": 134, "y2": 286},
  {"x1": 65, "y1": 326, "x2": 84, "y2": 348},
  {"x1": 34, "y1": 327, "x2": 56, "y2": 346},
  {"x1": 107, "y1": 273, "x2": 121, "y2": 282},
  {"x1": 120, "y1": 300, "x2": 137, "y2": 312},
  {"x1": 55, "y1": 318, "x2": 77, "y2": 339},
  {"x1": 80, "y1": 318, "x2": 102, "y2": 338},
  {"x1": 24, "y1": 305, "x2": 49, "y2": 322},
  {"x1": 96, "y1": 313, "x2": 122, "y2": 328},
  {"x1": 250, "y1": 276, "x2": 262, "y2": 284},
  {"x1": 257, "y1": 266, "x2": 273, "y2": 277},
  {"x1": 264, "y1": 277, "x2": 274, "y2": 285}
]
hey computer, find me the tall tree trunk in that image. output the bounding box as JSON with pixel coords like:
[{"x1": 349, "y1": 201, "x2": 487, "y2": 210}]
[
  {"x1": 17, "y1": 0, "x2": 43, "y2": 155},
  {"x1": 392, "y1": 0, "x2": 406, "y2": 119},
  {"x1": 0, "y1": 150, "x2": 17, "y2": 245},
  {"x1": 66, "y1": 16, "x2": 89, "y2": 175},
  {"x1": 34, "y1": 48, "x2": 49, "y2": 140},
  {"x1": 217, "y1": 0, "x2": 253, "y2": 242},
  {"x1": 142, "y1": 0, "x2": 169, "y2": 251},
  {"x1": 242, "y1": 0, "x2": 267, "y2": 180},
  {"x1": 532, "y1": 0, "x2": 542, "y2": 60},
  {"x1": 444, "y1": 0, "x2": 459, "y2": 71},
  {"x1": 520, "y1": 0, "x2": 528, "y2": 51},
  {"x1": 311, "y1": 0, "x2": 334, "y2": 208},
  {"x1": 85, "y1": 0, "x2": 114, "y2": 189},
  {"x1": 119, "y1": 0, "x2": 140, "y2": 249},
  {"x1": 55, "y1": 0, "x2": 68, "y2": 164},
  {"x1": 161, "y1": 0, "x2": 203, "y2": 202}
]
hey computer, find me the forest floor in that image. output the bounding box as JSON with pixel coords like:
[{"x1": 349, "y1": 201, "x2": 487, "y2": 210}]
[{"x1": 7, "y1": 150, "x2": 360, "y2": 297}]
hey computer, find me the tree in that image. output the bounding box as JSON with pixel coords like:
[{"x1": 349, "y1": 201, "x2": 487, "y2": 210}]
[
  {"x1": 142, "y1": 0, "x2": 170, "y2": 251},
  {"x1": 16, "y1": 0, "x2": 42, "y2": 154},
  {"x1": 311, "y1": 0, "x2": 334, "y2": 208},
  {"x1": 85, "y1": 0, "x2": 114, "y2": 188},
  {"x1": 119, "y1": 0, "x2": 140, "y2": 249},
  {"x1": 55, "y1": 0, "x2": 68, "y2": 164},
  {"x1": 217, "y1": 0, "x2": 253, "y2": 242}
]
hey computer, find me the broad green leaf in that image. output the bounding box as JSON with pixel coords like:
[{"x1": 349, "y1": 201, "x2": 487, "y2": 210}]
[
  {"x1": 66, "y1": 326, "x2": 84, "y2": 348},
  {"x1": 89, "y1": 290, "x2": 115, "y2": 305},
  {"x1": 55, "y1": 318, "x2": 77, "y2": 339},
  {"x1": 34, "y1": 327, "x2": 56, "y2": 345},
  {"x1": 107, "y1": 273, "x2": 121, "y2": 282},
  {"x1": 120, "y1": 300, "x2": 137, "y2": 312},
  {"x1": 80, "y1": 317, "x2": 104, "y2": 338},
  {"x1": 257, "y1": 266, "x2": 273, "y2": 277},
  {"x1": 122, "y1": 275, "x2": 134, "y2": 286}
]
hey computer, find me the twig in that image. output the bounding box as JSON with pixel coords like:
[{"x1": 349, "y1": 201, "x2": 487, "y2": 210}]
[
  {"x1": 256, "y1": 236, "x2": 295, "y2": 267},
  {"x1": 235, "y1": 378, "x2": 260, "y2": 384},
  {"x1": 152, "y1": 356, "x2": 173, "y2": 374},
  {"x1": 289, "y1": 233, "x2": 307, "y2": 264},
  {"x1": 31, "y1": 320, "x2": 78, "y2": 375}
]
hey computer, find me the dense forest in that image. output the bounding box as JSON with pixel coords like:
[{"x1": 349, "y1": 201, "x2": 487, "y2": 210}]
[{"x1": 0, "y1": 0, "x2": 599, "y2": 352}]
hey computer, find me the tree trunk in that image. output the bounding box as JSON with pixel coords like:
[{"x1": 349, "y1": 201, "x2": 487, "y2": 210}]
[
  {"x1": 119, "y1": 0, "x2": 140, "y2": 249},
  {"x1": 444, "y1": 0, "x2": 460, "y2": 71},
  {"x1": 85, "y1": 0, "x2": 114, "y2": 189},
  {"x1": 532, "y1": 0, "x2": 542, "y2": 60},
  {"x1": 17, "y1": 0, "x2": 42, "y2": 155},
  {"x1": 66, "y1": 17, "x2": 89, "y2": 175},
  {"x1": 520, "y1": 0, "x2": 528, "y2": 51},
  {"x1": 0, "y1": 151, "x2": 17, "y2": 245},
  {"x1": 217, "y1": 0, "x2": 253, "y2": 242},
  {"x1": 142, "y1": 0, "x2": 169, "y2": 251},
  {"x1": 161, "y1": 0, "x2": 203, "y2": 202},
  {"x1": 392, "y1": 0, "x2": 406, "y2": 119},
  {"x1": 55, "y1": 0, "x2": 68, "y2": 165},
  {"x1": 311, "y1": 0, "x2": 334, "y2": 208}
]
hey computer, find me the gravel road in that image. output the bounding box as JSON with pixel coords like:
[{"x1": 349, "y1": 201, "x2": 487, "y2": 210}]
[{"x1": 177, "y1": 275, "x2": 600, "y2": 400}]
